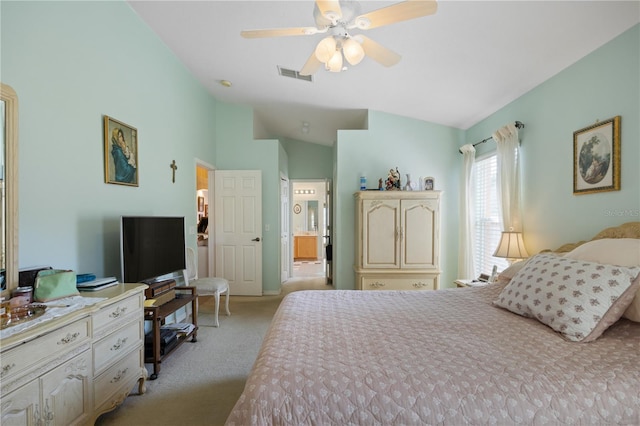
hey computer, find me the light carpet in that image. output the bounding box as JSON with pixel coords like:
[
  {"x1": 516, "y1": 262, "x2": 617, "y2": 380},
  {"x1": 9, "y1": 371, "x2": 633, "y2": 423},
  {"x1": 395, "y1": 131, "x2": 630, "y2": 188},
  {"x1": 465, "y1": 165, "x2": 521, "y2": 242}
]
[{"x1": 95, "y1": 276, "x2": 330, "y2": 426}]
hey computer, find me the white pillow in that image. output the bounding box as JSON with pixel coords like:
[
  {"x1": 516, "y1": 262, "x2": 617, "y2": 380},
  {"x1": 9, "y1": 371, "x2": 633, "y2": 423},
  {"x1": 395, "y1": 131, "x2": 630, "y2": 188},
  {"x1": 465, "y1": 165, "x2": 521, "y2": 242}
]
[
  {"x1": 494, "y1": 253, "x2": 640, "y2": 342},
  {"x1": 564, "y1": 238, "x2": 640, "y2": 322}
]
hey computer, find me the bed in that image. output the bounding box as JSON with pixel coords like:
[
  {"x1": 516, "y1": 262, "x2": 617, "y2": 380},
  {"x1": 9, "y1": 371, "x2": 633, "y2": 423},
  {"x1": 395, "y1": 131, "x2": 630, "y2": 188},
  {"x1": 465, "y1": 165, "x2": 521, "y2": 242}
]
[{"x1": 226, "y1": 223, "x2": 640, "y2": 425}]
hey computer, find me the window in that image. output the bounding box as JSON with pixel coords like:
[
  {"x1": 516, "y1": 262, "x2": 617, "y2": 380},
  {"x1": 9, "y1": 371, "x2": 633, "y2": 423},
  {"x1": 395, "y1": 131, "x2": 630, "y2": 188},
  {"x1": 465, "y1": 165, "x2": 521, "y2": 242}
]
[{"x1": 473, "y1": 154, "x2": 509, "y2": 274}]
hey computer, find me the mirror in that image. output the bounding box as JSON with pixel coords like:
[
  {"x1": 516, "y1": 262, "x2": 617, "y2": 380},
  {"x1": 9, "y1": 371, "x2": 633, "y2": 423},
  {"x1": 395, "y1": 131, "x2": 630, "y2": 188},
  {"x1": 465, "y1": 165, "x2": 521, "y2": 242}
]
[
  {"x1": 293, "y1": 200, "x2": 318, "y2": 234},
  {"x1": 307, "y1": 200, "x2": 317, "y2": 232},
  {"x1": 1, "y1": 83, "x2": 18, "y2": 299}
]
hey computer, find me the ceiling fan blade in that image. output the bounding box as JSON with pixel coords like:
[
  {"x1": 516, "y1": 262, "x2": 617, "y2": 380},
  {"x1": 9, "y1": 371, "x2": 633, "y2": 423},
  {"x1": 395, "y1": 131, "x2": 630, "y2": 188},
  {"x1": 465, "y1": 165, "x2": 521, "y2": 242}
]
[
  {"x1": 358, "y1": 35, "x2": 401, "y2": 67},
  {"x1": 241, "y1": 27, "x2": 321, "y2": 38},
  {"x1": 316, "y1": 0, "x2": 342, "y2": 22},
  {"x1": 354, "y1": 0, "x2": 437, "y2": 30},
  {"x1": 299, "y1": 52, "x2": 323, "y2": 76}
]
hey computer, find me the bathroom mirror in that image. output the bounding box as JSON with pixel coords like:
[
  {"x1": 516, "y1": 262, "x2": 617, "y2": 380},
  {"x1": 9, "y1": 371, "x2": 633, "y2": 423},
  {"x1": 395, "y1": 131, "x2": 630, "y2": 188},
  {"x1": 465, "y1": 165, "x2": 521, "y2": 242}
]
[
  {"x1": 1, "y1": 83, "x2": 19, "y2": 298},
  {"x1": 307, "y1": 200, "x2": 318, "y2": 231},
  {"x1": 293, "y1": 200, "x2": 318, "y2": 233}
]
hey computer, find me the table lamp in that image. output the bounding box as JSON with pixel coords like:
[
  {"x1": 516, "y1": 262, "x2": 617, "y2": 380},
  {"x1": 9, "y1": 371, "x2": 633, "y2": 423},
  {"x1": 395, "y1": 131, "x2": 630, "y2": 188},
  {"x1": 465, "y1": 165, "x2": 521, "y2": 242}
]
[{"x1": 493, "y1": 229, "x2": 530, "y2": 264}]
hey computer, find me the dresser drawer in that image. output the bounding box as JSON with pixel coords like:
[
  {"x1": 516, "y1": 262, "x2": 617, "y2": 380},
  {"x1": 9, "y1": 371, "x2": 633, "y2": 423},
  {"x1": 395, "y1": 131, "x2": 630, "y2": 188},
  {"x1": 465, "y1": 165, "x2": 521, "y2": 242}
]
[
  {"x1": 1, "y1": 317, "x2": 91, "y2": 382},
  {"x1": 94, "y1": 347, "x2": 144, "y2": 409},
  {"x1": 93, "y1": 293, "x2": 143, "y2": 334},
  {"x1": 93, "y1": 320, "x2": 144, "y2": 375},
  {"x1": 359, "y1": 274, "x2": 438, "y2": 290}
]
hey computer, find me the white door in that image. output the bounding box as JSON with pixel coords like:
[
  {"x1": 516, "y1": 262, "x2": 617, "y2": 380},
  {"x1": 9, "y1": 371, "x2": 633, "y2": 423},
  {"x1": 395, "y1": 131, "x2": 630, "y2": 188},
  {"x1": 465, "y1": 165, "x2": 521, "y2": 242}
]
[
  {"x1": 214, "y1": 170, "x2": 262, "y2": 296},
  {"x1": 324, "y1": 178, "x2": 332, "y2": 282},
  {"x1": 280, "y1": 175, "x2": 290, "y2": 282}
]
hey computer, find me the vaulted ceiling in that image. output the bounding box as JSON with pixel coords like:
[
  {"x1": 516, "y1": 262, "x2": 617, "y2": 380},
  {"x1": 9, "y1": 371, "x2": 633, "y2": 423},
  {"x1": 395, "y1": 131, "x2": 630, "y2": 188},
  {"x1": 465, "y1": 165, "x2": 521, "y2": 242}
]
[{"x1": 128, "y1": 1, "x2": 639, "y2": 146}]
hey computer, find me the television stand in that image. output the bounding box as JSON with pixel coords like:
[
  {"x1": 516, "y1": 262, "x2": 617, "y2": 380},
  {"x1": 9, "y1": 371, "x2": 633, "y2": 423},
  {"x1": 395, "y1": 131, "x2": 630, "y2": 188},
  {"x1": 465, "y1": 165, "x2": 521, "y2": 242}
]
[{"x1": 144, "y1": 286, "x2": 198, "y2": 380}]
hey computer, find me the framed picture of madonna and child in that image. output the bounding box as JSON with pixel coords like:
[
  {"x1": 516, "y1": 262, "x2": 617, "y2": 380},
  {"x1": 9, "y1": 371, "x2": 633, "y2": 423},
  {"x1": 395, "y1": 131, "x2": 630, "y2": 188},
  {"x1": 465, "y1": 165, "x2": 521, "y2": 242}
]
[
  {"x1": 104, "y1": 115, "x2": 139, "y2": 187},
  {"x1": 573, "y1": 115, "x2": 620, "y2": 195}
]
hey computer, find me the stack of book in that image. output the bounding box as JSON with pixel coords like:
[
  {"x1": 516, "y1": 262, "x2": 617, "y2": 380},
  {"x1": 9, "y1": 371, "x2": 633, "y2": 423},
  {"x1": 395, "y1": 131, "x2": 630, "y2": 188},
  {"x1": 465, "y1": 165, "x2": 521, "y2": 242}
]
[
  {"x1": 145, "y1": 328, "x2": 179, "y2": 356},
  {"x1": 161, "y1": 322, "x2": 196, "y2": 339},
  {"x1": 144, "y1": 279, "x2": 177, "y2": 306}
]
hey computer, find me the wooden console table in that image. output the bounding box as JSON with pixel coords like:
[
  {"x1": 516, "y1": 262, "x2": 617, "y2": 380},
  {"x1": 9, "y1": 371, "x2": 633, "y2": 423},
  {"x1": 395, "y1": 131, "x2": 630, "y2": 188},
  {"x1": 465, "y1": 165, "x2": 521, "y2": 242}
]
[{"x1": 144, "y1": 286, "x2": 198, "y2": 380}]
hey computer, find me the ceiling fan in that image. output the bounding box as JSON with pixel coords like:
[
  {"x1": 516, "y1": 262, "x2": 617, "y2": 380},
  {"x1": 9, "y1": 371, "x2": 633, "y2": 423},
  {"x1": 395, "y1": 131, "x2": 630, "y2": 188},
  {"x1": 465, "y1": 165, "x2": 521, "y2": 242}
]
[{"x1": 241, "y1": 0, "x2": 437, "y2": 75}]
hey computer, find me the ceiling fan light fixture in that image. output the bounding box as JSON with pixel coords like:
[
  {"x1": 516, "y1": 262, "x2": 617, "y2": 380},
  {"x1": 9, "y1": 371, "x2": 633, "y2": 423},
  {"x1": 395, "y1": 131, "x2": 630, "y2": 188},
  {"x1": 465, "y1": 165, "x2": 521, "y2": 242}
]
[
  {"x1": 326, "y1": 50, "x2": 343, "y2": 72},
  {"x1": 315, "y1": 36, "x2": 337, "y2": 63},
  {"x1": 343, "y1": 38, "x2": 365, "y2": 65}
]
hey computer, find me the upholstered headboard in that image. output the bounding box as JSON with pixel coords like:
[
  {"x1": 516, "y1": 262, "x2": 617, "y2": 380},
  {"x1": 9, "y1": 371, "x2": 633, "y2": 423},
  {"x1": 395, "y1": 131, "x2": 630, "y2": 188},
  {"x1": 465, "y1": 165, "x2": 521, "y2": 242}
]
[{"x1": 552, "y1": 221, "x2": 640, "y2": 253}]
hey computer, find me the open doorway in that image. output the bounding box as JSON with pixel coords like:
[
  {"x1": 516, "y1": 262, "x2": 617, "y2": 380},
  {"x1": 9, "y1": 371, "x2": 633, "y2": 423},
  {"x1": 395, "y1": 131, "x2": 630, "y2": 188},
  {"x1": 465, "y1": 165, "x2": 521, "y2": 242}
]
[
  {"x1": 195, "y1": 160, "x2": 214, "y2": 278},
  {"x1": 290, "y1": 180, "x2": 330, "y2": 279}
]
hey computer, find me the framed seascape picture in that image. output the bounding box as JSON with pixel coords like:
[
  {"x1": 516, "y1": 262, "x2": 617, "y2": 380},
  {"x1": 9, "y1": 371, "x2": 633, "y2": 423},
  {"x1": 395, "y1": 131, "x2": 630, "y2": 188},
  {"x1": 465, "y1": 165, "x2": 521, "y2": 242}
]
[
  {"x1": 104, "y1": 115, "x2": 138, "y2": 186},
  {"x1": 573, "y1": 116, "x2": 620, "y2": 195}
]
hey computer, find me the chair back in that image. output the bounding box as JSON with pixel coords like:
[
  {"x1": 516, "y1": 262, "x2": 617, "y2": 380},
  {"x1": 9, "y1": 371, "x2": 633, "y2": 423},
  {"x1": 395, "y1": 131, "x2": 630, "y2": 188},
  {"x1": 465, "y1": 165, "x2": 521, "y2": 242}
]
[{"x1": 185, "y1": 246, "x2": 198, "y2": 281}]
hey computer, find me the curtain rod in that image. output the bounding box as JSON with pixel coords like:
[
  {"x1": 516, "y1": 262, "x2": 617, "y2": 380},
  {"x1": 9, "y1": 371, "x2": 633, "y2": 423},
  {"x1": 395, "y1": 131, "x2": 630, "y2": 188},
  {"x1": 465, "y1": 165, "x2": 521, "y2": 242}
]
[{"x1": 458, "y1": 121, "x2": 525, "y2": 154}]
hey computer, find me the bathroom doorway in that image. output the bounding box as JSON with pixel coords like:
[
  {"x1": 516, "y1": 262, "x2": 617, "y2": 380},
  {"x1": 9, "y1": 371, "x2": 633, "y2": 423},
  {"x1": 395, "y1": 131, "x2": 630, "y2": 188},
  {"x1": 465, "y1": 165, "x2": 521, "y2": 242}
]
[{"x1": 290, "y1": 180, "x2": 330, "y2": 279}]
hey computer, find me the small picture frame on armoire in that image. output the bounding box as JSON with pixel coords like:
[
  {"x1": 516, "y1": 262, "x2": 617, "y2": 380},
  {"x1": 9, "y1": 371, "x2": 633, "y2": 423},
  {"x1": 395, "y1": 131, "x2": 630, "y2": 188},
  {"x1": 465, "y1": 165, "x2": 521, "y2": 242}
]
[{"x1": 423, "y1": 177, "x2": 435, "y2": 191}]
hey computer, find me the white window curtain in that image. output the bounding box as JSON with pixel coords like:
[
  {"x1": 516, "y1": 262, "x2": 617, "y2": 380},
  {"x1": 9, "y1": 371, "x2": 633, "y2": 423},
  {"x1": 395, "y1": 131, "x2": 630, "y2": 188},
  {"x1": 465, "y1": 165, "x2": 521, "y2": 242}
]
[
  {"x1": 493, "y1": 123, "x2": 522, "y2": 232},
  {"x1": 458, "y1": 144, "x2": 476, "y2": 279}
]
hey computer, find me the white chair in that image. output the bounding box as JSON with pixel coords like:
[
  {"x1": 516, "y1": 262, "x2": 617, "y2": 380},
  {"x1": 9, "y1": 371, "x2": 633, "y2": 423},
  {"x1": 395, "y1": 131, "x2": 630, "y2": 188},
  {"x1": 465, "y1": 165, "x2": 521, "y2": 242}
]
[{"x1": 185, "y1": 246, "x2": 230, "y2": 327}]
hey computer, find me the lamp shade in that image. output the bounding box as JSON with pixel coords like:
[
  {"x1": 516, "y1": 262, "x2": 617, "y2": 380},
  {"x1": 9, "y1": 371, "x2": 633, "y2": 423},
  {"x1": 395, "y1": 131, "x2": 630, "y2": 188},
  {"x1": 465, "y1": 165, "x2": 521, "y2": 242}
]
[
  {"x1": 342, "y1": 38, "x2": 365, "y2": 65},
  {"x1": 326, "y1": 50, "x2": 343, "y2": 72},
  {"x1": 493, "y1": 231, "x2": 529, "y2": 259},
  {"x1": 315, "y1": 36, "x2": 337, "y2": 63}
]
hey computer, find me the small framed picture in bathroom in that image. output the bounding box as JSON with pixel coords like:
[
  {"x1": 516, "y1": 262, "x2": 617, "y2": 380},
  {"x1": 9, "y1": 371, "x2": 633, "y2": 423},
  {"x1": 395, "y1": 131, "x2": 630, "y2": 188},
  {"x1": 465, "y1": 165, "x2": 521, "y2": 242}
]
[{"x1": 423, "y1": 177, "x2": 435, "y2": 191}]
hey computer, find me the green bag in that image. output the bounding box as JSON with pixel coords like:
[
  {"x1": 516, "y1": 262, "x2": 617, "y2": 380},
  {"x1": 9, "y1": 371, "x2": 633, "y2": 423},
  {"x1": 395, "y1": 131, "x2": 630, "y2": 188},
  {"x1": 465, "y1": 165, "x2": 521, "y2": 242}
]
[{"x1": 34, "y1": 269, "x2": 79, "y2": 302}]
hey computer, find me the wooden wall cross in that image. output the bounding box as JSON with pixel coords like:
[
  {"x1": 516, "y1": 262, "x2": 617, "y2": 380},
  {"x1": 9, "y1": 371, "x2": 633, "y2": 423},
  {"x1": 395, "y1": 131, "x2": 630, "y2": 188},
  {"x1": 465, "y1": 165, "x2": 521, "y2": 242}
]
[{"x1": 170, "y1": 160, "x2": 177, "y2": 183}]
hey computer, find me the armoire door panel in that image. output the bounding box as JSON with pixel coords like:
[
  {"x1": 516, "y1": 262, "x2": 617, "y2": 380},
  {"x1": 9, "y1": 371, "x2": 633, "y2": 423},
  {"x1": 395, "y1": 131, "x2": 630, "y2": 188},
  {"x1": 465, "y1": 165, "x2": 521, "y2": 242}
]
[
  {"x1": 362, "y1": 200, "x2": 400, "y2": 268},
  {"x1": 402, "y1": 200, "x2": 437, "y2": 268}
]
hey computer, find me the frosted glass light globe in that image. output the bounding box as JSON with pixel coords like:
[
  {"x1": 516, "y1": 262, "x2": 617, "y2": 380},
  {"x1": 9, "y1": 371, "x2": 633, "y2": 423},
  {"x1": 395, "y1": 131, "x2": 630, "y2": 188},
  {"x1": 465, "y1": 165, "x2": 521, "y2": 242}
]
[
  {"x1": 343, "y1": 38, "x2": 365, "y2": 65},
  {"x1": 315, "y1": 37, "x2": 337, "y2": 63},
  {"x1": 326, "y1": 50, "x2": 343, "y2": 72}
]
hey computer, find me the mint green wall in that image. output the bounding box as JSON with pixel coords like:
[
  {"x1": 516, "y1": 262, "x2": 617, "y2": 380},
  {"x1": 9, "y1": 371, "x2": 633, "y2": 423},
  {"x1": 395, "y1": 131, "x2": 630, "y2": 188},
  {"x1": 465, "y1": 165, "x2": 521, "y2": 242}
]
[
  {"x1": 280, "y1": 138, "x2": 333, "y2": 179},
  {"x1": 3, "y1": 0, "x2": 637, "y2": 295},
  {"x1": 214, "y1": 102, "x2": 282, "y2": 294},
  {"x1": 278, "y1": 143, "x2": 289, "y2": 178},
  {"x1": 2, "y1": 1, "x2": 217, "y2": 278},
  {"x1": 465, "y1": 24, "x2": 639, "y2": 254},
  {"x1": 334, "y1": 113, "x2": 464, "y2": 290}
]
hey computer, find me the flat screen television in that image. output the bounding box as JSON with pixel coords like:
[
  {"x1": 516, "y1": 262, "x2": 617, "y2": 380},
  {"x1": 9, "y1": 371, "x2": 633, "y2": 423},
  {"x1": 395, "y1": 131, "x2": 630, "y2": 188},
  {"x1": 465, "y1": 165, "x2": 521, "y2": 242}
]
[{"x1": 120, "y1": 216, "x2": 186, "y2": 283}]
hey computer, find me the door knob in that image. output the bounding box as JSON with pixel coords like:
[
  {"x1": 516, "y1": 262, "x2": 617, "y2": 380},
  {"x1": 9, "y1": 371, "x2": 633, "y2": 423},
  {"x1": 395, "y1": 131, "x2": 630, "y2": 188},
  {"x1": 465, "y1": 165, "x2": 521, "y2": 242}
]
[{"x1": 252, "y1": 237, "x2": 261, "y2": 242}]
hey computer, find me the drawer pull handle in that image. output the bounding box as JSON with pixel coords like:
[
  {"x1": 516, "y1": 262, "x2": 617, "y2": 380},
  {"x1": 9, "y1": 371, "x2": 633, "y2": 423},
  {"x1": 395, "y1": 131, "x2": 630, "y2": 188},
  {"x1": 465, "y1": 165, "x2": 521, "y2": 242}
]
[
  {"x1": 109, "y1": 306, "x2": 128, "y2": 318},
  {"x1": 111, "y1": 337, "x2": 129, "y2": 351},
  {"x1": 413, "y1": 282, "x2": 429, "y2": 288},
  {"x1": 58, "y1": 332, "x2": 80, "y2": 345},
  {"x1": 111, "y1": 367, "x2": 129, "y2": 383},
  {"x1": 1, "y1": 363, "x2": 16, "y2": 377},
  {"x1": 370, "y1": 281, "x2": 385, "y2": 288}
]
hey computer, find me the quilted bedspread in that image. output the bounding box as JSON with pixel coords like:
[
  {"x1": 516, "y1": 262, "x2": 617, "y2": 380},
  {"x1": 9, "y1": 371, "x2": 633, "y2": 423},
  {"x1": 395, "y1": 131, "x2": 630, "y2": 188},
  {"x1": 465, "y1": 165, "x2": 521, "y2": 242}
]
[{"x1": 226, "y1": 285, "x2": 640, "y2": 425}]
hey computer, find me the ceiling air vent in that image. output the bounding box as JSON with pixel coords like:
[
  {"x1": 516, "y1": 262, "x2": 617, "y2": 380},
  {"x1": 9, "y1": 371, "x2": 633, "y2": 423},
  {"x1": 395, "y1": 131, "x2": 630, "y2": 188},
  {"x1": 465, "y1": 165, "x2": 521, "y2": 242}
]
[{"x1": 278, "y1": 66, "x2": 313, "y2": 82}]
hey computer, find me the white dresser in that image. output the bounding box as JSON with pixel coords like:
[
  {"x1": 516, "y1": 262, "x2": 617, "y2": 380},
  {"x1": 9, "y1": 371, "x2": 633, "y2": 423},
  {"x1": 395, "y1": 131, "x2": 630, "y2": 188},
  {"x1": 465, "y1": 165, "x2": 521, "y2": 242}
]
[
  {"x1": 354, "y1": 191, "x2": 441, "y2": 290},
  {"x1": 0, "y1": 284, "x2": 147, "y2": 425}
]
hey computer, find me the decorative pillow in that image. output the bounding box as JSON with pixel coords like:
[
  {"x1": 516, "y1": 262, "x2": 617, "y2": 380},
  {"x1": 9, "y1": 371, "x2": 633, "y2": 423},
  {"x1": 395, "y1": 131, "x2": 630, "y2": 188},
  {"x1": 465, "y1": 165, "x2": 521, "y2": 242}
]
[
  {"x1": 563, "y1": 238, "x2": 640, "y2": 322},
  {"x1": 497, "y1": 259, "x2": 529, "y2": 281},
  {"x1": 494, "y1": 253, "x2": 640, "y2": 342}
]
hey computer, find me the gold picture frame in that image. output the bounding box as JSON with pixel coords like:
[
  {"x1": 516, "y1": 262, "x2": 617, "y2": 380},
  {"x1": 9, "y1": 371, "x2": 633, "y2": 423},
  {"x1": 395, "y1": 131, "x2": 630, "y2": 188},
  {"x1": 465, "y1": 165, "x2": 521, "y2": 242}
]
[
  {"x1": 573, "y1": 116, "x2": 620, "y2": 195},
  {"x1": 104, "y1": 115, "x2": 138, "y2": 186}
]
